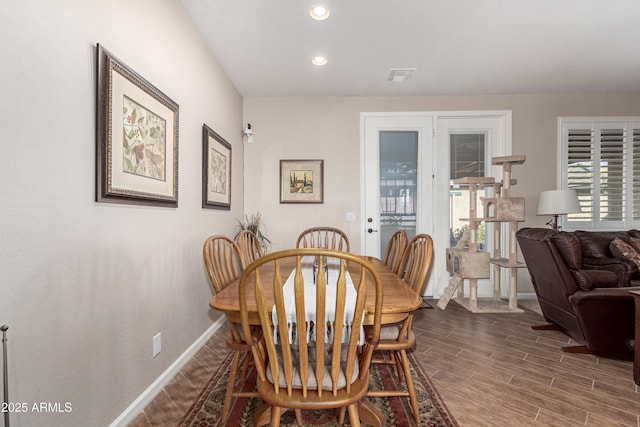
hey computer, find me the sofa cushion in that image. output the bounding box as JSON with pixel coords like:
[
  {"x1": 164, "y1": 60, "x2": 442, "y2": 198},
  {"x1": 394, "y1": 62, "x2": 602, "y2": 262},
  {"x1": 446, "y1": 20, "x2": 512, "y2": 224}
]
[
  {"x1": 610, "y1": 238, "x2": 640, "y2": 269},
  {"x1": 572, "y1": 269, "x2": 618, "y2": 290},
  {"x1": 630, "y1": 237, "x2": 640, "y2": 253},
  {"x1": 551, "y1": 232, "x2": 582, "y2": 270},
  {"x1": 575, "y1": 230, "x2": 636, "y2": 259}
]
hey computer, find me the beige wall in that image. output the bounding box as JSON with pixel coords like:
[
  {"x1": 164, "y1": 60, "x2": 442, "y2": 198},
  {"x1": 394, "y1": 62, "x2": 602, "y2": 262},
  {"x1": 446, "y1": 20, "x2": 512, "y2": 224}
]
[
  {"x1": 0, "y1": 1, "x2": 242, "y2": 425},
  {"x1": 243, "y1": 94, "x2": 640, "y2": 292}
]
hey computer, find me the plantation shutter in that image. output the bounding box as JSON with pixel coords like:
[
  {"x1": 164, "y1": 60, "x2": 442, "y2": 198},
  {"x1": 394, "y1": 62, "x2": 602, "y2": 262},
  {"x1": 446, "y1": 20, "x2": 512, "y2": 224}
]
[
  {"x1": 566, "y1": 128, "x2": 594, "y2": 222},
  {"x1": 634, "y1": 129, "x2": 640, "y2": 221},
  {"x1": 562, "y1": 118, "x2": 640, "y2": 229},
  {"x1": 599, "y1": 128, "x2": 625, "y2": 222}
]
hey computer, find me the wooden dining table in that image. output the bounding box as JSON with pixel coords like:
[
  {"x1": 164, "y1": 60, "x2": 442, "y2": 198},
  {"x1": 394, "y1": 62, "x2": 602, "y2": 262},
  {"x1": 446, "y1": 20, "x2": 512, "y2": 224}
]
[
  {"x1": 208, "y1": 255, "x2": 423, "y2": 427},
  {"x1": 209, "y1": 255, "x2": 422, "y2": 326}
]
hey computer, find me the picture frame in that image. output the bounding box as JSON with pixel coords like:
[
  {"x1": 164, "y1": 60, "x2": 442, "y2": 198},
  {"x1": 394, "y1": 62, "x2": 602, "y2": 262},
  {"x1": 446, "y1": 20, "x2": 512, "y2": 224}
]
[
  {"x1": 96, "y1": 44, "x2": 179, "y2": 207},
  {"x1": 280, "y1": 159, "x2": 324, "y2": 204},
  {"x1": 202, "y1": 125, "x2": 232, "y2": 209}
]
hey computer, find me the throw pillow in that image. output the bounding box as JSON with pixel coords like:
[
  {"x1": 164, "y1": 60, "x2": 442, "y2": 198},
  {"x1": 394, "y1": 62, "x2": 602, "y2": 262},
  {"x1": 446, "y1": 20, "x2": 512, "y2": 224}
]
[{"x1": 609, "y1": 238, "x2": 640, "y2": 268}]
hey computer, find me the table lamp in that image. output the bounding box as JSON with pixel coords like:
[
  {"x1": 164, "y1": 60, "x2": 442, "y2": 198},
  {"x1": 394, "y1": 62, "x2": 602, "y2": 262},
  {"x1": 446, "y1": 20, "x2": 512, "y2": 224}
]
[{"x1": 537, "y1": 189, "x2": 581, "y2": 231}]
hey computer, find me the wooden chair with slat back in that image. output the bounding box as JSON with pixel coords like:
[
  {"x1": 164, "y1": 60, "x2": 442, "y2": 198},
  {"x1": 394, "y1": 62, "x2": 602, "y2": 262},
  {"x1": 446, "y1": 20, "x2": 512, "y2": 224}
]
[
  {"x1": 239, "y1": 248, "x2": 382, "y2": 427},
  {"x1": 296, "y1": 227, "x2": 351, "y2": 252},
  {"x1": 382, "y1": 230, "x2": 408, "y2": 275},
  {"x1": 236, "y1": 229, "x2": 263, "y2": 266},
  {"x1": 367, "y1": 233, "x2": 434, "y2": 422},
  {"x1": 202, "y1": 235, "x2": 259, "y2": 422}
]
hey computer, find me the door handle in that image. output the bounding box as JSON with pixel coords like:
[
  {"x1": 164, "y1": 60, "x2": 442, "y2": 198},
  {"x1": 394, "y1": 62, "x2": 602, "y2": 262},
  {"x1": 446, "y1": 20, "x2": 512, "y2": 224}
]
[{"x1": 366, "y1": 218, "x2": 378, "y2": 233}]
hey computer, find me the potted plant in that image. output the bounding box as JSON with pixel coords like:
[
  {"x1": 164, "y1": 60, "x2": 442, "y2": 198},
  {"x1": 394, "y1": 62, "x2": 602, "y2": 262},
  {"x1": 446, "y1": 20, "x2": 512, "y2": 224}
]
[{"x1": 235, "y1": 211, "x2": 272, "y2": 254}]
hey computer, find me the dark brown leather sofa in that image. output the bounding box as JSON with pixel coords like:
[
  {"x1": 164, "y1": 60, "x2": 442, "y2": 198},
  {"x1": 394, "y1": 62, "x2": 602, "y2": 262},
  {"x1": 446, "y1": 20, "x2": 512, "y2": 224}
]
[{"x1": 516, "y1": 227, "x2": 640, "y2": 360}]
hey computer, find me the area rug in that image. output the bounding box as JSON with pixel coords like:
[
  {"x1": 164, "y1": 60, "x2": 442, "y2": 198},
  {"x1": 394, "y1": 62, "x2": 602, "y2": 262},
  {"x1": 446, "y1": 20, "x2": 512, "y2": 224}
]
[{"x1": 179, "y1": 350, "x2": 458, "y2": 427}]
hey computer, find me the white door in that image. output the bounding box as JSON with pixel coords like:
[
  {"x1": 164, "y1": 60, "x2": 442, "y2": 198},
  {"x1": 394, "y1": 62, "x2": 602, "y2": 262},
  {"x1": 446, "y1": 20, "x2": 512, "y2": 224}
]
[
  {"x1": 362, "y1": 114, "x2": 435, "y2": 294},
  {"x1": 362, "y1": 112, "x2": 511, "y2": 298},
  {"x1": 433, "y1": 114, "x2": 511, "y2": 298}
]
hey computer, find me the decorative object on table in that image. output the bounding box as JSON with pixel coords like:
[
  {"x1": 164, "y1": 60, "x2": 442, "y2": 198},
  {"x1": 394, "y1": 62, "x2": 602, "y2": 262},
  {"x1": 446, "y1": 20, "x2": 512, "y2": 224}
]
[
  {"x1": 202, "y1": 124, "x2": 232, "y2": 209},
  {"x1": 536, "y1": 189, "x2": 582, "y2": 231},
  {"x1": 438, "y1": 155, "x2": 527, "y2": 313},
  {"x1": 312, "y1": 256, "x2": 329, "y2": 284},
  {"x1": 177, "y1": 349, "x2": 458, "y2": 427},
  {"x1": 235, "y1": 212, "x2": 271, "y2": 255},
  {"x1": 280, "y1": 159, "x2": 324, "y2": 203},
  {"x1": 95, "y1": 44, "x2": 179, "y2": 207}
]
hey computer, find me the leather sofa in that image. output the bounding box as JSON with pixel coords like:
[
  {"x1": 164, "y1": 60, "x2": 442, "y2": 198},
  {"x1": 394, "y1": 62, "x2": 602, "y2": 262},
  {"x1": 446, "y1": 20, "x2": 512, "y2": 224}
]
[{"x1": 516, "y1": 227, "x2": 640, "y2": 360}]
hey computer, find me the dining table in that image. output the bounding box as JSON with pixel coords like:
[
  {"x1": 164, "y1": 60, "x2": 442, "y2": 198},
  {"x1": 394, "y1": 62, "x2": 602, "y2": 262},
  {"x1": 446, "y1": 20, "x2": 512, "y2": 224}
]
[
  {"x1": 209, "y1": 255, "x2": 422, "y2": 327},
  {"x1": 208, "y1": 254, "x2": 423, "y2": 427}
]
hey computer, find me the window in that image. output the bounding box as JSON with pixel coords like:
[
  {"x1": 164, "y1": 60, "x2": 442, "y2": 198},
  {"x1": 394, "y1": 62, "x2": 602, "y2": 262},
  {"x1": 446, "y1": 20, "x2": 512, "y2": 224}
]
[
  {"x1": 449, "y1": 132, "x2": 487, "y2": 248},
  {"x1": 560, "y1": 117, "x2": 640, "y2": 229}
]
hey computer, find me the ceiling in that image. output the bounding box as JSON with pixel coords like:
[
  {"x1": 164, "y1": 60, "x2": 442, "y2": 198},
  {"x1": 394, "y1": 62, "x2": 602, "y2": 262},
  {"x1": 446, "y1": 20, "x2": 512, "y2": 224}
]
[{"x1": 179, "y1": 0, "x2": 640, "y2": 97}]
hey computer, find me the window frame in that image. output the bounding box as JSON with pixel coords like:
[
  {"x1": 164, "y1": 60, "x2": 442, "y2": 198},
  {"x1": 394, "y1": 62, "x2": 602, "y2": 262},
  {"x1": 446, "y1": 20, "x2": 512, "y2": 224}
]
[{"x1": 559, "y1": 116, "x2": 640, "y2": 230}]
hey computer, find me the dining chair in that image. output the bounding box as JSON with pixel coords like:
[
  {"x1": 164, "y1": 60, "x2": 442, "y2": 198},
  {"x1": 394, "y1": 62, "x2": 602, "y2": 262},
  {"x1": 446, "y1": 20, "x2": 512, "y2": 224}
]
[
  {"x1": 239, "y1": 248, "x2": 382, "y2": 427},
  {"x1": 367, "y1": 233, "x2": 434, "y2": 422},
  {"x1": 382, "y1": 229, "x2": 408, "y2": 275},
  {"x1": 296, "y1": 226, "x2": 350, "y2": 252},
  {"x1": 236, "y1": 229, "x2": 263, "y2": 266},
  {"x1": 202, "y1": 235, "x2": 259, "y2": 422}
]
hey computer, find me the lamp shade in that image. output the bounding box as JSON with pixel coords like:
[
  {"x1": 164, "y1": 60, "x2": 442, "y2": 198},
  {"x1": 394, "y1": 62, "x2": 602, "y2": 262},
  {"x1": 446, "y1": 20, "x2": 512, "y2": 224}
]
[{"x1": 537, "y1": 189, "x2": 582, "y2": 215}]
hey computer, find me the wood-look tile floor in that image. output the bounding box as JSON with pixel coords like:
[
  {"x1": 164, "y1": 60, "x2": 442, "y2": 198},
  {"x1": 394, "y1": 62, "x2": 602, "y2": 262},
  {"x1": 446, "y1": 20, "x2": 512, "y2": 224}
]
[{"x1": 129, "y1": 301, "x2": 640, "y2": 426}]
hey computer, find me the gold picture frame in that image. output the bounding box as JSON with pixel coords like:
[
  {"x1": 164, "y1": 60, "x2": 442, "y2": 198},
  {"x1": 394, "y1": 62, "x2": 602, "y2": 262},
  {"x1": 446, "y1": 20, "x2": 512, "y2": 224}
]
[{"x1": 280, "y1": 159, "x2": 324, "y2": 204}]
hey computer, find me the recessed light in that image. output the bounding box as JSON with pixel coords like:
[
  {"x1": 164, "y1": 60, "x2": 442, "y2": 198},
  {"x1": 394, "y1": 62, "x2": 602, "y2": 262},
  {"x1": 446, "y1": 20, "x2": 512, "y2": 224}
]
[
  {"x1": 310, "y1": 5, "x2": 330, "y2": 21},
  {"x1": 312, "y1": 56, "x2": 327, "y2": 66}
]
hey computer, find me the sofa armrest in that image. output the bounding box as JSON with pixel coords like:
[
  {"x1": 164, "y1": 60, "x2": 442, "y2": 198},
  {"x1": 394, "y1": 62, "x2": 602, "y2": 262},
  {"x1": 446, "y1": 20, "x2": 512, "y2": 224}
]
[
  {"x1": 568, "y1": 287, "x2": 640, "y2": 360},
  {"x1": 582, "y1": 257, "x2": 638, "y2": 287},
  {"x1": 571, "y1": 269, "x2": 618, "y2": 290}
]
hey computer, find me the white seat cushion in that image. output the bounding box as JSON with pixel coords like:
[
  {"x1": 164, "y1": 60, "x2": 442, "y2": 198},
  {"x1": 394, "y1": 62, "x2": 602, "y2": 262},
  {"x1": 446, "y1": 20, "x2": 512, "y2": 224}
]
[{"x1": 266, "y1": 344, "x2": 359, "y2": 391}]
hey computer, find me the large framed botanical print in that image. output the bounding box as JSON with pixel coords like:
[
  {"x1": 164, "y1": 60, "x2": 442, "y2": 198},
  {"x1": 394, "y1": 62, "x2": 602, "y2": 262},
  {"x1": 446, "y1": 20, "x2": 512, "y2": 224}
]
[{"x1": 96, "y1": 44, "x2": 179, "y2": 207}]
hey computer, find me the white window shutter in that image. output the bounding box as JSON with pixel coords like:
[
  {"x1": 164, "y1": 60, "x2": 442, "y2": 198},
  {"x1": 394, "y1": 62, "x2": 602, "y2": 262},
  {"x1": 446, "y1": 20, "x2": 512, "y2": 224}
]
[
  {"x1": 633, "y1": 127, "x2": 640, "y2": 221},
  {"x1": 598, "y1": 127, "x2": 625, "y2": 222},
  {"x1": 561, "y1": 118, "x2": 640, "y2": 229},
  {"x1": 566, "y1": 127, "x2": 594, "y2": 223}
]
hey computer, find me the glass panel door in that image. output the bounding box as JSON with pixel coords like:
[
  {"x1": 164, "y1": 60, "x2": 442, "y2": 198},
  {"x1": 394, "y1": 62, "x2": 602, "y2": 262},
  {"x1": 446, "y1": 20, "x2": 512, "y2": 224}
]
[
  {"x1": 449, "y1": 133, "x2": 487, "y2": 250},
  {"x1": 362, "y1": 114, "x2": 433, "y2": 292},
  {"x1": 379, "y1": 131, "x2": 418, "y2": 258}
]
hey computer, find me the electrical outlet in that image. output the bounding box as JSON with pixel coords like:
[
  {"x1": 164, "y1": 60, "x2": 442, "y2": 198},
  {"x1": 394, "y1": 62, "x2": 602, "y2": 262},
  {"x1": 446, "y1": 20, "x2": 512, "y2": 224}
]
[
  {"x1": 153, "y1": 333, "x2": 161, "y2": 358},
  {"x1": 346, "y1": 212, "x2": 356, "y2": 222}
]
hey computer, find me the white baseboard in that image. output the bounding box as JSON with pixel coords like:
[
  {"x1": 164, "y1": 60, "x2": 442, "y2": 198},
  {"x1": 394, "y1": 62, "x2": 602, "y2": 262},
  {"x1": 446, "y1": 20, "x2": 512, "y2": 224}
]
[{"x1": 109, "y1": 317, "x2": 226, "y2": 427}]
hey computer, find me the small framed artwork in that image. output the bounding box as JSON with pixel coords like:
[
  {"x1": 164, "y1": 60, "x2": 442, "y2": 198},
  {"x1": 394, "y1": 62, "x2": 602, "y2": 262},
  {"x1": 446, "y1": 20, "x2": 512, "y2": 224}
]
[
  {"x1": 96, "y1": 44, "x2": 179, "y2": 207},
  {"x1": 280, "y1": 159, "x2": 324, "y2": 204},
  {"x1": 202, "y1": 125, "x2": 232, "y2": 209}
]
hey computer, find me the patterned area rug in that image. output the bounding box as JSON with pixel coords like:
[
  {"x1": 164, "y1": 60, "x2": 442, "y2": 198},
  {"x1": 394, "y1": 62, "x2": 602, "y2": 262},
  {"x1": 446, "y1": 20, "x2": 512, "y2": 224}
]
[{"x1": 179, "y1": 350, "x2": 458, "y2": 427}]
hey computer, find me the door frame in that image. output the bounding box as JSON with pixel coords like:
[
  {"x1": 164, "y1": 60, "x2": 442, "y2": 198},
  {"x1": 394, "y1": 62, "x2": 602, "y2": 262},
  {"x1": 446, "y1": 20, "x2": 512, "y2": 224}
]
[{"x1": 360, "y1": 111, "x2": 512, "y2": 297}]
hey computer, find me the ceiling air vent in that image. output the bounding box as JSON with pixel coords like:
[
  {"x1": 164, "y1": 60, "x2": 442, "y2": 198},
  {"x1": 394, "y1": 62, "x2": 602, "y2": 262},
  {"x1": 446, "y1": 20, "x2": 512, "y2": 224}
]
[{"x1": 387, "y1": 68, "x2": 416, "y2": 82}]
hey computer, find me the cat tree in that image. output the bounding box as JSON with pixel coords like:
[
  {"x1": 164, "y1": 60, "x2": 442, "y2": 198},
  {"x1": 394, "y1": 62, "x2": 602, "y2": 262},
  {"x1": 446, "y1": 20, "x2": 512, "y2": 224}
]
[{"x1": 437, "y1": 155, "x2": 527, "y2": 313}]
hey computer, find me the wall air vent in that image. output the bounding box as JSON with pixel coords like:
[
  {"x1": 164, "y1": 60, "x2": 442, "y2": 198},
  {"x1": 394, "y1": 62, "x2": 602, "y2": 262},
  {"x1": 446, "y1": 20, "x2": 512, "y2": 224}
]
[{"x1": 387, "y1": 68, "x2": 416, "y2": 82}]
